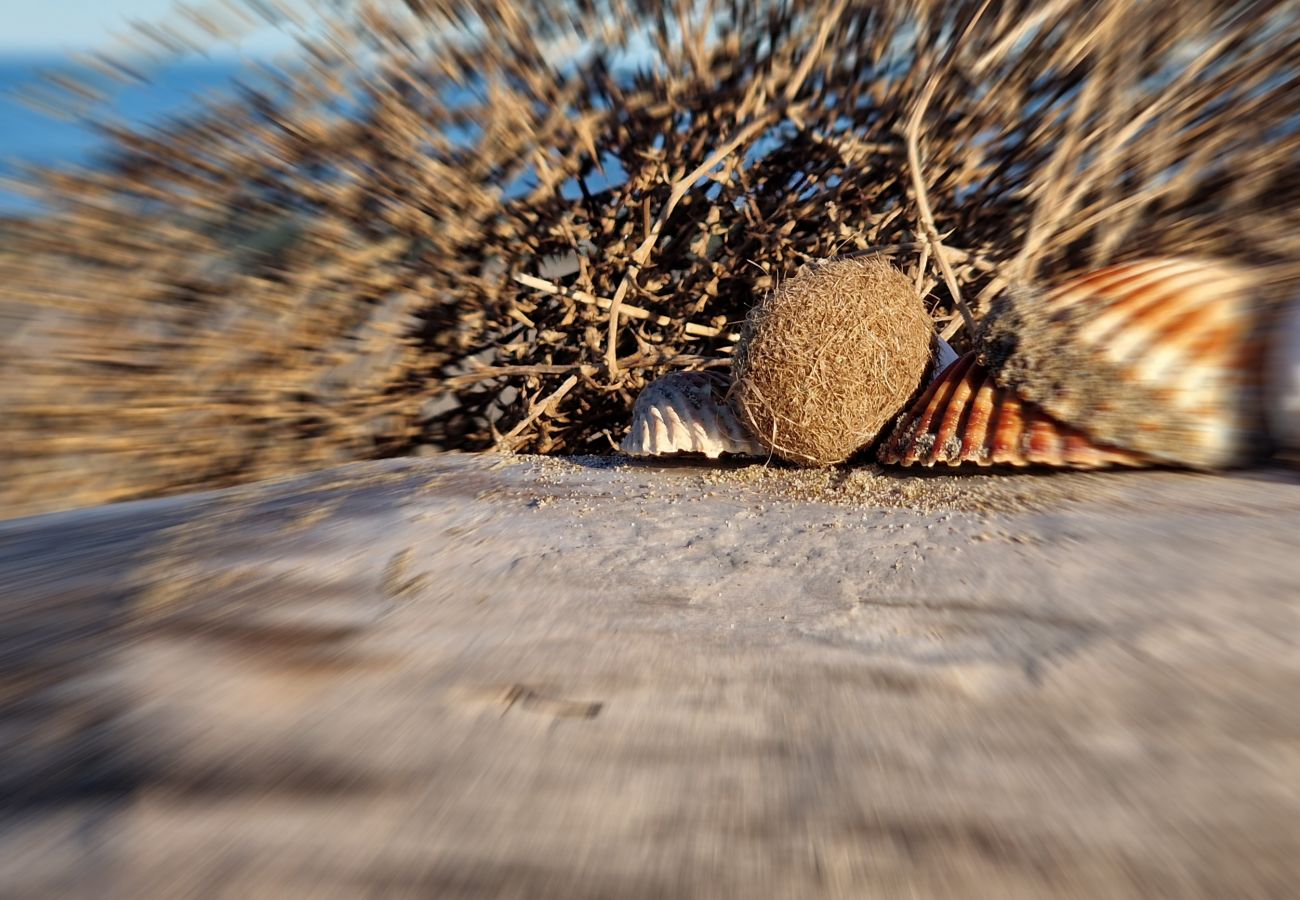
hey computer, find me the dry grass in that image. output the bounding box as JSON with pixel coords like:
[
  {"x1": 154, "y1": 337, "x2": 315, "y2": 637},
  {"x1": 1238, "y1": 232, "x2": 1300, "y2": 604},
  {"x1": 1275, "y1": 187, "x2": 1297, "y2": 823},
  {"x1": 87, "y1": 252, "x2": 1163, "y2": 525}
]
[{"x1": 0, "y1": 0, "x2": 1297, "y2": 516}]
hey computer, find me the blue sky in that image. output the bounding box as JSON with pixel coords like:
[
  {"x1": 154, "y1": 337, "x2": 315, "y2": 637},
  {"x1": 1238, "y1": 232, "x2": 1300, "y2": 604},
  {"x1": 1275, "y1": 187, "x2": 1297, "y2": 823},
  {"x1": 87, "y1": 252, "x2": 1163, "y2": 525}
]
[
  {"x1": 4, "y1": 0, "x2": 178, "y2": 52},
  {"x1": 0, "y1": 0, "x2": 293, "y2": 55}
]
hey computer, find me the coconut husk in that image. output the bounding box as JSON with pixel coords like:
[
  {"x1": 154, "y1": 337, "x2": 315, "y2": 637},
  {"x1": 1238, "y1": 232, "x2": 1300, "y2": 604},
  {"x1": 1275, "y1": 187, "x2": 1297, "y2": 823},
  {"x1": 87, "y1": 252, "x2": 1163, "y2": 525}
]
[{"x1": 731, "y1": 258, "x2": 933, "y2": 466}]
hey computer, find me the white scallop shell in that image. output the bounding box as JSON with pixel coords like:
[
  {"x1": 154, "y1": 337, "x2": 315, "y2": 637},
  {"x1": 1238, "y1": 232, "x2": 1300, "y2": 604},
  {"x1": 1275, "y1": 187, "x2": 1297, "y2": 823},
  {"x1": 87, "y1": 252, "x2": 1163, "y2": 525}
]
[
  {"x1": 621, "y1": 371, "x2": 766, "y2": 458},
  {"x1": 1267, "y1": 299, "x2": 1300, "y2": 453}
]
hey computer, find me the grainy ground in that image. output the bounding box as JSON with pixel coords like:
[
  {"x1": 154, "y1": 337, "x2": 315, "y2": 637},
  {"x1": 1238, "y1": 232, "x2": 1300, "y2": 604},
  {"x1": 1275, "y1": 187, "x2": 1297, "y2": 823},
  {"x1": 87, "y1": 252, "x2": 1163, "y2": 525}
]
[{"x1": 3, "y1": 453, "x2": 1300, "y2": 899}]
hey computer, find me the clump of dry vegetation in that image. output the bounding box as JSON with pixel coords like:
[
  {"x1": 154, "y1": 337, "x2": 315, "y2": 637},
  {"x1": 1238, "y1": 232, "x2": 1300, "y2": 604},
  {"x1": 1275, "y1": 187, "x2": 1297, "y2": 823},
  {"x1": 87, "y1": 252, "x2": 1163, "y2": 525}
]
[
  {"x1": 1, "y1": 0, "x2": 1297, "y2": 516},
  {"x1": 732, "y1": 257, "x2": 932, "y2": 466}
]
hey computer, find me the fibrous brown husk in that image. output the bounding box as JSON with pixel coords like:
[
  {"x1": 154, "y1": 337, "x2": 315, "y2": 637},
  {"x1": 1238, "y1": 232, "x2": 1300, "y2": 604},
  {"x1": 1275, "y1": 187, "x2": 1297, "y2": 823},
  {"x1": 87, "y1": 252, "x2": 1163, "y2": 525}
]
[
  {"x1": 1, "y1": 0, "x2": 1298, "y2": 516},
  {"x1": 731, "y1": 257, "x2": 932, "y2": 466}
]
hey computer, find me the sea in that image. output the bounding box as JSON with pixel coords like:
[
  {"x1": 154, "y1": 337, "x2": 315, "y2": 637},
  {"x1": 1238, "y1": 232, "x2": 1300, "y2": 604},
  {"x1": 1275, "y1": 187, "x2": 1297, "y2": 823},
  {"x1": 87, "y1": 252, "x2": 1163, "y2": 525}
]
[{"x1": 0, "y1": 56, "x2": 246, "y2": 214}]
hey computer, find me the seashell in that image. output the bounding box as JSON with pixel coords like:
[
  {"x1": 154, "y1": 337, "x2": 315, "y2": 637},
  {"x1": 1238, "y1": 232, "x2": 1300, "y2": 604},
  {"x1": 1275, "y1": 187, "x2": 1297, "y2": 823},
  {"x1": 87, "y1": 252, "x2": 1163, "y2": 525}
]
[
  {"x1": 620, "y1": 371, "x2": 766, "y2": 458},
  {"x1": 976, "y1": 257, "x2": 1262, "y2": 469},
  {"x1": 878, "y1": 353, "x2": 1149, "y2": 469},
  {"x1": 1266, "y1": 299, "x2": 1300, "y2": 454}
]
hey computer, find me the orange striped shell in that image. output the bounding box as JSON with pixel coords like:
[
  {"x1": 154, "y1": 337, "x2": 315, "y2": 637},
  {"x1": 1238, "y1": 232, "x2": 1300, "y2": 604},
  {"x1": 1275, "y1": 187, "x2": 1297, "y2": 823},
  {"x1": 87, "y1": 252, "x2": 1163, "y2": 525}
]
[
  {"x1": 976, "y1": 257, "x2": 1262, "y2": 469},
  {"x1": 877, "y1": 353, "x2": 1148, "y2": 469}
]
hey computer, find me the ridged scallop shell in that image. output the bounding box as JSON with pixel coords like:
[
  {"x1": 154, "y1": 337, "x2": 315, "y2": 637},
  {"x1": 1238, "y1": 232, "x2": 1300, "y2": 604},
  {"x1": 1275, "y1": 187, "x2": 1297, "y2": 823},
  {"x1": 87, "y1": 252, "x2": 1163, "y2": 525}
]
[
  {"x1": 879, "y1": 353, "x2": 1148, "y2": 469},
  {"x1": 620, "y1": 371, "x2": 766, "y2": 458},
  {"x1": 977, "y1": 257, "x2": 1262, "y2": 469}
]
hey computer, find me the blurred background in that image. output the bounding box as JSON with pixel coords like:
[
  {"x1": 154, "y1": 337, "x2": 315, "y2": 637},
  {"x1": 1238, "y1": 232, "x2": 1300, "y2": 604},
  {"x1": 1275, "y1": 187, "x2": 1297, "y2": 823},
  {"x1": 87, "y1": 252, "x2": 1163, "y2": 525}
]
[
  {"x1": 2, "y1": 3, "x2": 1300, "y2": 898},
  {"x1": 3, "y1": 0, "x2": 1297, "y2": 517}
]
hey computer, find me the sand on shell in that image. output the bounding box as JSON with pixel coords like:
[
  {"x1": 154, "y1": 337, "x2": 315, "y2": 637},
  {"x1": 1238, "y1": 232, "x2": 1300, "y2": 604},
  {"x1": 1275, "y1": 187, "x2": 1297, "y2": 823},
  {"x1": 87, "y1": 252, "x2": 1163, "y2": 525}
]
[{"x1": 3, "y1": 452, "x2": 1300, "y2": 898}]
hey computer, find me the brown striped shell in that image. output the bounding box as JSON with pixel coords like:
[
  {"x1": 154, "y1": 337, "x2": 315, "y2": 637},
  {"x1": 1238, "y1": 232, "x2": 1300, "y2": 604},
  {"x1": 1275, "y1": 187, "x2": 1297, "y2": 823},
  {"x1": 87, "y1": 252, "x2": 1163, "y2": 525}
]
[
  {"x1": 976, "y1": 257, "x2": 1262, "y2": 469},
  {"x1": 877, "y1": 353, "x2": 1149, "y2": 469},
  {"x1": 620, "y1": 371, "x2": 766, "y2": 458}
]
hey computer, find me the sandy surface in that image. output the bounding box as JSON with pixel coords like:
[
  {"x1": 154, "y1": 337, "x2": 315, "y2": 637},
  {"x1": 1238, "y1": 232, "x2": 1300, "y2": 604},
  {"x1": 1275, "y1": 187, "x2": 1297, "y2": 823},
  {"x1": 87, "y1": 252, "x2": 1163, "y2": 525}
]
[{"x1": 3, "y1": 453, "x2": 1300, "y2": 898}]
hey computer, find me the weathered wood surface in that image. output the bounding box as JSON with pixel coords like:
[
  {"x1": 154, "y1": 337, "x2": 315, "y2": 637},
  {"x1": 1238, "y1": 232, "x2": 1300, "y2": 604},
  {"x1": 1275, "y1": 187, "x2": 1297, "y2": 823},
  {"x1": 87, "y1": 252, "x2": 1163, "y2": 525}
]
[{"x1": 3, "y1": 454, "x2": 1300, "y2": 899}]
